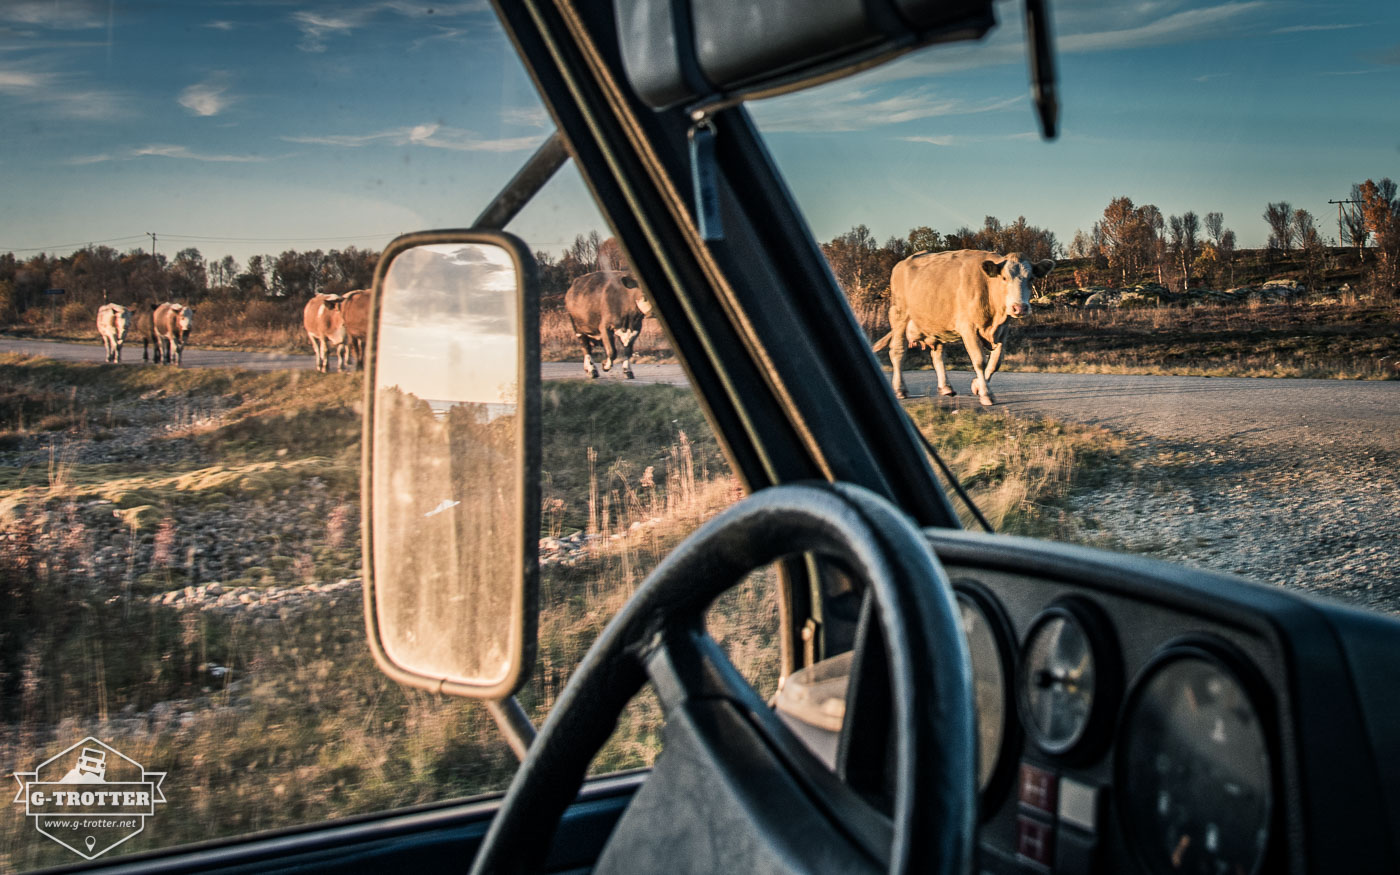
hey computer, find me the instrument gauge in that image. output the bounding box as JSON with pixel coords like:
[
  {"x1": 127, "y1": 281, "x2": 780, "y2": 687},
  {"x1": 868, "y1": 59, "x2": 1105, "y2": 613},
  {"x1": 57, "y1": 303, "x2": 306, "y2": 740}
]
[
  {"x1": 1117, "y1": 647, "x2": 1273, "y2": 875},
  {"x1": 1018, "y1": 600, "x2": 1118, "y2": 757},
  {"x1": 953, "y1": 583, "x2": 1017, "y2": 806}
]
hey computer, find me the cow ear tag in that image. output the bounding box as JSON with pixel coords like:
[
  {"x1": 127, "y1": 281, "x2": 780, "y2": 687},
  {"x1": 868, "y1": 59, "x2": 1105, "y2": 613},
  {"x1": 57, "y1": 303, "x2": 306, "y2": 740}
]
[{"x1": 688, "y1": 116, "x2": 723, "y2": 242}]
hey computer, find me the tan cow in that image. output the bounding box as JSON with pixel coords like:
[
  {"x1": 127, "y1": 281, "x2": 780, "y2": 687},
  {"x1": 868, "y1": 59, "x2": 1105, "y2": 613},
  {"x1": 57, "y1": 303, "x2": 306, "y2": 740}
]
[
  {"x1": 303, "y1": 293, "x2": 349, "y2": 373},
  {"x1": 145, "y1": 302, "x2": 195, "y2": 366},
  {"x1": 564, "y1": 271, "x2": 652, "y2": 379},
  {"x1": 96, "y1": 303, "x2": 133, "y2": 364},
  {"x1": 874, "y1": 249, "x2": 1053, "y2": 405},
  {"x1": 339, "y1": 289, "x2": 370, "y2": 370}
]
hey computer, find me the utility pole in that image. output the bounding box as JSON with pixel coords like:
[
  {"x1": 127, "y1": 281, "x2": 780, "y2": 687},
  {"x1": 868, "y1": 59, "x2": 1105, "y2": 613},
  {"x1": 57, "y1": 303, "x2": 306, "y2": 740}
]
[
  {"x1": 146, "y1": 231, "x2": 157, "y2": 262},
  {"x1": 1328, "y1": 199, "x2": 1362, "y2": 250}
]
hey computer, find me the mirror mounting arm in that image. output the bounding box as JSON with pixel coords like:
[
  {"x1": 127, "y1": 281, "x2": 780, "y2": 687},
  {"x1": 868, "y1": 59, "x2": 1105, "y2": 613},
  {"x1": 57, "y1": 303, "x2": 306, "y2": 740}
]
[
  {"x1": 473, "y1": 129, "x2": 571, "y2": 230},
  {"x1": 485, "y1": 697, "x2": 538, "y2": 761}
]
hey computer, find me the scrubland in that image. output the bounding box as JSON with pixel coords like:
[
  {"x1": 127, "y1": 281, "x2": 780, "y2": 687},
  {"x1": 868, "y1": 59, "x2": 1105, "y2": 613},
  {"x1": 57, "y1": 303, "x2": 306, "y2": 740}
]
[{"x1": 0, "y1": 357, "x2": 1122, "y2": 868}]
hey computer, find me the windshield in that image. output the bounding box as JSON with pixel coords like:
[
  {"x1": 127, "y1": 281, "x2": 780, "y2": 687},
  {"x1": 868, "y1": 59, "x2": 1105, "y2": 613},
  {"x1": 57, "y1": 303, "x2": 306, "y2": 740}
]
[
  {"x1": 1, "y1": 0, "x2": 1398, "y2": 869},
  {"x1": 750, "y1": 0, "x2": 1400, "y2": 612}
]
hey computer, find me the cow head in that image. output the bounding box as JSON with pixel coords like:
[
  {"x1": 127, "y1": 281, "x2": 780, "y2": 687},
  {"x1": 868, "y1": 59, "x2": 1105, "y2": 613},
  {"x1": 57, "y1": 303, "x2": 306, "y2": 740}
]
[
  {"x1": 174, "y1": 305, "x2": 194, "y2": 336},
  {"x1": 619, "y1": 274, "x2": 653, "y2": 316},
  {"x1": 981, "y1": 254, "x2": 1055, "y2": 318},
  {"x1": 114, "y1": 305, "x2": 132, "y2": 338},
  {"x1": 321, "y1": 294, "x2": 344, "y2": 309}
]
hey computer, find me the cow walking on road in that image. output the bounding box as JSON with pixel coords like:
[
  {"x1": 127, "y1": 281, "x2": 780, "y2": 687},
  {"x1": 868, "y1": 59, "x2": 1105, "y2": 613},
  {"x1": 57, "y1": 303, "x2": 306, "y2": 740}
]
[
  {"x1": 144, "y1": 302, "x2": 195, "y2": 366},
  {"x1": 304, "y1": 293, "x2": 350, "y2": 373},
  {"x1": 874, "y1": 249, "x2": 1053, "y2": 406},
  {"x1": 339, "y1": 290, "x2": 370, "y2": 370},
  {"x1": 564, "y1": 271, "x2": 652, "y2": 379},
  {"x1": 96, "y1": 303, "x2": 133, "y2": 364}
]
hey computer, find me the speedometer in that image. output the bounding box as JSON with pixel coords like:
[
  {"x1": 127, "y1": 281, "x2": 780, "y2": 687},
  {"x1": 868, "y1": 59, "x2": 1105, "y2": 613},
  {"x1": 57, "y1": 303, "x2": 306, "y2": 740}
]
[{"x1": 1117, "y1": 646, "x2": 1274, "y2": 875}]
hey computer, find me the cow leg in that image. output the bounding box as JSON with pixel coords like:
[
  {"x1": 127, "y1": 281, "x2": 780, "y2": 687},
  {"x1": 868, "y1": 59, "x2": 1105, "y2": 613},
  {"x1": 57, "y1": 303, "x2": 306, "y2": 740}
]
[
  {"x1": 143, "y1": 337, "x2": 150, "y2": 362},
  {"x1": 174, "y1": 340, "x2": 184, "y2": 367},
  {"x1": 599, "y1": 329, "x2": 616, "y2": 372},
  {"x1": 961, "y1": 332, "x2": 995, "y2": 406},
  {"x1": 985, "y1": 342, "x2": 1005, "y2": 380},
  {"x1": 113, "y1": 340, "x2": 122, "y2": 364},
  {"x1": 578, "y1": 335, "x2": 599, "y2": 378},
  {"x1": 930, "y1": 342, "x2": 956, "y2": 397},
  {"x1": 887, "y1": 306, "x2": 910, "y2": 399},
  {"x1": 615, "y1": 326, "x2": 639, "y2": 379}
]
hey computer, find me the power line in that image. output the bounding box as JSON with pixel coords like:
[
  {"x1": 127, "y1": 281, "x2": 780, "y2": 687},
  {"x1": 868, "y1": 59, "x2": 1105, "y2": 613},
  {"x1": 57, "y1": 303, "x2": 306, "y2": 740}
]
[
  {"x1": 0, "y1": 234, "x2": 147, "y2": 253},
  {"x1": 1, "y1": 230, "x2": 400, "y2": 255}
]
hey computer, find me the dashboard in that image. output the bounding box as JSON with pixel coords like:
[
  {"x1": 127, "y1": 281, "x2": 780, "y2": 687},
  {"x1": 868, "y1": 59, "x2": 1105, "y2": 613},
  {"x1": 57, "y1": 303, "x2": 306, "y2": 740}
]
[{"x1": 777, "y1": 529, "x2": 1400, "y2": 874}]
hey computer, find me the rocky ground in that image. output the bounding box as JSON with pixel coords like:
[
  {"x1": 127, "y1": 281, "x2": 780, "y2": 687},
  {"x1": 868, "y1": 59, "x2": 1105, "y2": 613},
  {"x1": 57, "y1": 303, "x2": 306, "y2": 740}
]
[{"x1": 1066, "y1": 437, "x2": 1400, "y2": 615}]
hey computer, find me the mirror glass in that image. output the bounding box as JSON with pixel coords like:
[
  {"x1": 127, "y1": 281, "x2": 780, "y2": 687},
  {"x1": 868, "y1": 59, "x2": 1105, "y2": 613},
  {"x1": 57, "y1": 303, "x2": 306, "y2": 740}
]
[{"x1": 370, "y1": 239, "x2": 532, "y2": 695}]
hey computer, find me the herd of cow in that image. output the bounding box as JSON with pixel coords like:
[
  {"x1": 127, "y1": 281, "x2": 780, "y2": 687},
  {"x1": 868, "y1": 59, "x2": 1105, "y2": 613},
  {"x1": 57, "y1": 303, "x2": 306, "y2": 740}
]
[
  {"x1": 88, "y1": 249, "x2": 1052, "y2": 405},
  {"x1": 91, "y1": 291, "x2": 372, "y2": 372}
]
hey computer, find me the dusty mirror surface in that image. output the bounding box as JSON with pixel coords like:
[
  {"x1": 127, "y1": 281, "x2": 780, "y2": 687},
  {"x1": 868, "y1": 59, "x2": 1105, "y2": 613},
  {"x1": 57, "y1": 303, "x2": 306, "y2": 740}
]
[{"x1": 370, "y1": 240, "x2": 529, "y2": 694}]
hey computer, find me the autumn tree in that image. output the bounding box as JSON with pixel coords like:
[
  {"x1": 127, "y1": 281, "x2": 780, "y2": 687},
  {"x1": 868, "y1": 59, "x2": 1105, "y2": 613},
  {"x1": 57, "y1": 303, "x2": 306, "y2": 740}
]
[
  {"x1": 1359, "y1": 178, "x2": 1400, "y2": 294},
  {"x1": 907, "y1": 226, "x2": 942, "y2": 253},
  {"x1": 1094, "y1": 197, "x2": 1157, "y2": 284},
  {"x1": 822, "y1": 224, "x2": 888, "y2": 304},
  {"x1": 1343, "y1": 183, "x2": 1372, "y2": 259},
  {"x1": 1263, "y1": 202, "x2": 1295, "y2": 253},
  {"x1": 1167, "y1": 211, "x2": 1200, "y2": 289}
]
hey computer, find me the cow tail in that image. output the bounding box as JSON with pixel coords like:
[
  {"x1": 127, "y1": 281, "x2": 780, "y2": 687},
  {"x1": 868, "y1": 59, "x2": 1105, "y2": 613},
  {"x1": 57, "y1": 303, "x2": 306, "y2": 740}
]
[{"x1": 871, "y1": 330, "x2": 893, "y2": 352}]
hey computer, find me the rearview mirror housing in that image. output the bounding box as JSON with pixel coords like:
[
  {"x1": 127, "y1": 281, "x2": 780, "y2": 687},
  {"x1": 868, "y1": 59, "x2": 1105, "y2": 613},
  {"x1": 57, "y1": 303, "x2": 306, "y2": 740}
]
[
  {"x1": 361, "y1": 229, "x2": 540, "y2": 700},
  {"x1": 617, "y1": 0, "x2": 997, "y2": 111}
]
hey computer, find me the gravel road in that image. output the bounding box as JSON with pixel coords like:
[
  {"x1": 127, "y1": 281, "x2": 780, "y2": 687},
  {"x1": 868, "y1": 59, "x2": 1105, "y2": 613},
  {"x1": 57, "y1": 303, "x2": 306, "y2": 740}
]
[{"x1": 7, "y1": 336, "x2": 1399, "y2": 612}]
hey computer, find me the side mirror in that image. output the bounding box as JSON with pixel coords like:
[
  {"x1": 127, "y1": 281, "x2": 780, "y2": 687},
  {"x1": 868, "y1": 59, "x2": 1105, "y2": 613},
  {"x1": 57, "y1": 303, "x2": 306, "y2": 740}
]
[{"x1": 362, "y1": 230, "x2": 540, "y2": 699}]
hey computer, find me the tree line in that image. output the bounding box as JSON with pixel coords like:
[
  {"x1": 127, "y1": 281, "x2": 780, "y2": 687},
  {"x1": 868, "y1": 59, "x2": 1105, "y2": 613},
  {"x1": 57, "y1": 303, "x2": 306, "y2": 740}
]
[
  {"x1": 0, "y1": 245, "x2": 379, "y2": 323},
  {"x1": 4, "y1": 177, "x2": 1396, "y2": 326}
]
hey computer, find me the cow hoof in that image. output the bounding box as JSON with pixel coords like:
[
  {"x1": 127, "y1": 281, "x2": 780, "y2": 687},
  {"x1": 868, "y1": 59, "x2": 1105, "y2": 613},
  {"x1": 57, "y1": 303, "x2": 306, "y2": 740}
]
[
  {"x1": 602, "y1": 362, "x2": 613, "y2": 372},
  {"x1": 938, "y1": 386, "x2": 956, "y2": 397},
  {"x1": 587, "y1": 369, "x2": 599, "y2": 379},
  {"x1": 624, "y1": 370, "x2": 635, "y2": 380},
  {"x1": 894, "y1": 388, "x2": 908, "y2": 400},
  {"x1": 978, "y1": 393, "x2": 995, "y2": 407}
]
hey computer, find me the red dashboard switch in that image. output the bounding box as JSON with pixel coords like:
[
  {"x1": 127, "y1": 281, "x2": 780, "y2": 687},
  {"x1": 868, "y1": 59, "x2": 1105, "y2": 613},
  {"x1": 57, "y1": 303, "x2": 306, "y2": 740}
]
[
  {"x1": 1018, "y1": 762, "x2": 1058, "y2": 815},
  {"x1": 1016, "y1": 815, "x2": 1055, "y2": 870}
]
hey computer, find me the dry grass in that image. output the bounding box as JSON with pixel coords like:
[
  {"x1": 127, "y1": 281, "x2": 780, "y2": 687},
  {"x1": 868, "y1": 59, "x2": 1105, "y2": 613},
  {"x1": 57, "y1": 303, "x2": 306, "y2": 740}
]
[{"x1": 0, "y1": 365, "x2": 1122, "y2": 869}]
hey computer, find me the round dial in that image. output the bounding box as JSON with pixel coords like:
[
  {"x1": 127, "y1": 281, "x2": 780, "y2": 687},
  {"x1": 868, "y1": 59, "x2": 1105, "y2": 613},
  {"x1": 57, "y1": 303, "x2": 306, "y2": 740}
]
[
  {"x1": 1018, "y1": 605, "x2": 1103, "y2": 755},
  {"x1": 1118, "y1": 652, "x2": 1273, "y2": 875},
  {"x1": 956, "y1": 590, "x2": 1009, "y2": 793}
]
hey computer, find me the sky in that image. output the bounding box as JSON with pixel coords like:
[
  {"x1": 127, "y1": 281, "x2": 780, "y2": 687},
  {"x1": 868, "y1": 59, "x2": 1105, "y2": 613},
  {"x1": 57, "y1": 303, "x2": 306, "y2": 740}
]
[{"x1": 1, "y1": 0, "x2": 1397, "y2": 271}]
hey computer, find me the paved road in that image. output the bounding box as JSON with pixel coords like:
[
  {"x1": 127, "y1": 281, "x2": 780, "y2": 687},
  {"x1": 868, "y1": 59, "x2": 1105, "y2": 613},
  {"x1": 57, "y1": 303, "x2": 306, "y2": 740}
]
[{"x1": 6, "y1": 336, "x2": 1398, "y2": 455}]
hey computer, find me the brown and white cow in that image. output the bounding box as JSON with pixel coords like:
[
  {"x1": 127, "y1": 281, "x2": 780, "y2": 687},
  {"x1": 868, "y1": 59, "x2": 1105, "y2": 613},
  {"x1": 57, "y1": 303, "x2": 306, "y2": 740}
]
[
  {"x1": 96, "y1": 303, "x2": 133, "y2": 364},
  {"x1": 339, "y1": 289, "x2": 370, "y2": 370},
  {"x1": 564, "y1": 271, "x2": 652, "y2": 379},
  {"x1": 303, "y1": 293, "x2": 349, "y2": 373},
  {"x1": 874, "y1": 249, "x2": 1053, "y2": 405},
  {"x1": 144, "y1": 302, "x2": 195, "y2": 366}
]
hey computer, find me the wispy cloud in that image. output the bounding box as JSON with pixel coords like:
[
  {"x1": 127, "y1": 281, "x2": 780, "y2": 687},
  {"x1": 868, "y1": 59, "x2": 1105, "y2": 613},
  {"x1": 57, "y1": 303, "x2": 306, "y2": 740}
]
[
  {"x1": 503, "y1": 106, "x2": 550, "y2": 128},
  {"x1": 752, "y1": 88, "x2": 1020, "y2": 133},
  {"x1": 179, "y1": 75, "x2": 235, "y2": 117},
  {"x1": 1058, "y1": 2, "x2": 1268, "y2": 53},
  {"x1": 284, "y1": 122, "x2": 544, "y2": 152},
  {"x1": 1273, "y1": 23, "x2": 1364, "y2": 35},
  {"x1": 1, "y1": 1, "x2": 106, "y2": 30},
  {"x1": 0, "y1": 69, "x2": 51, "y2": 92},
  {"x1": 898, "y1": 131, "x2": 1040, "y2": 147},
  {"x1": 205, "y1": 20, "x2": 236, "y2": 32},
  {"x1": 0, "y1": 64, "x2": 126, "y2": 119},
  {"x1": 290, "y1": 1, "x2": 489, "y2": 53},
  {"x1": 69, "y1": 144, "x2": 266, "y2": 165}
]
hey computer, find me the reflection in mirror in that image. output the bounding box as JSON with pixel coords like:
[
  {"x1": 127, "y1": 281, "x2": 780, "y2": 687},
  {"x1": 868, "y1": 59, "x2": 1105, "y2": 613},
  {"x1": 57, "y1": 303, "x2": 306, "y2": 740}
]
[{"x1": 369, "y1": 237, "x2": 536, "y2": 697}]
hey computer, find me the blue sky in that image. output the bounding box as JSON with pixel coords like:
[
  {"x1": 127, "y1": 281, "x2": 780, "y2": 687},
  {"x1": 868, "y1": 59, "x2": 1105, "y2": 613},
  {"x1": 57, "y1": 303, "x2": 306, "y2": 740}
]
[{"x1": 2, "y1": 1, "x2": 1397, "y2": 270}]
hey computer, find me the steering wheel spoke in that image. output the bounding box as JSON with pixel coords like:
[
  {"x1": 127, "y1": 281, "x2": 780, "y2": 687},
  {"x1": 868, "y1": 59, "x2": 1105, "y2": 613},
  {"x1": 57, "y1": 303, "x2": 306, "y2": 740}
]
[{"x1": 469, "y1": 483, "x2": 975, "y2": 875}]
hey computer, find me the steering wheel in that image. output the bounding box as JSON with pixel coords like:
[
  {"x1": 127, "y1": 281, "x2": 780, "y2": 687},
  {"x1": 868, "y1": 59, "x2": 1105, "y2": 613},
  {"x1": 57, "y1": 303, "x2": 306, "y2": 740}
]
[{"x1": 469, "y1": 482, "x2": 975, "y2": 874}]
